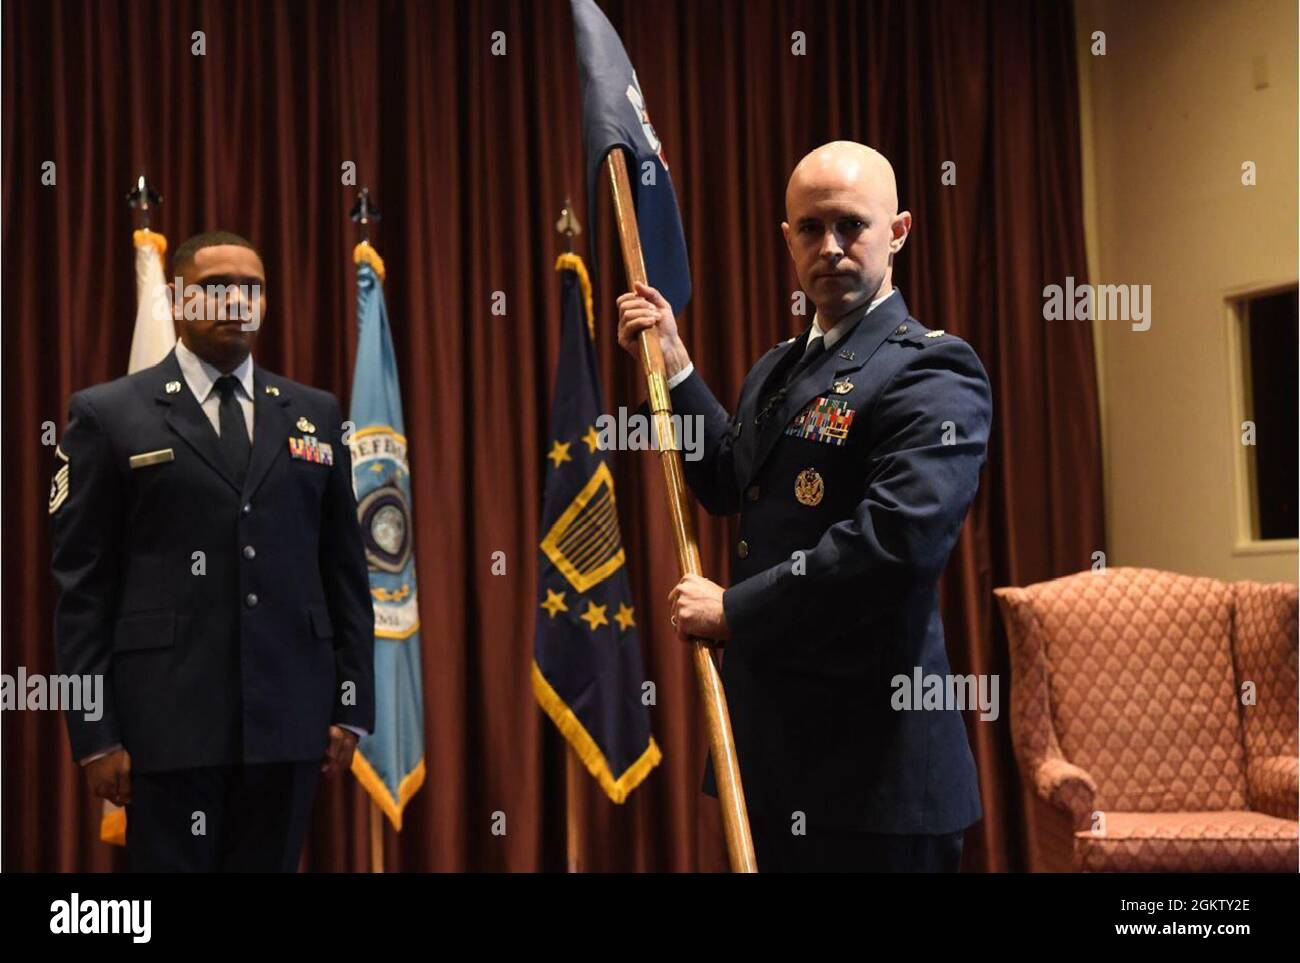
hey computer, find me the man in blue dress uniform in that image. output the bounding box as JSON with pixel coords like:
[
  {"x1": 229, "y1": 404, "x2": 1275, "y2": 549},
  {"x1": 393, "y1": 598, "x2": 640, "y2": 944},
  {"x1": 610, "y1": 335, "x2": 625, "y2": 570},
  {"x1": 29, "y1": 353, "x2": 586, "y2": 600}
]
[
  {"x1": 618, "y1": 143, "x2": 991, "y2": 871},
  {"x1": 50, "y1": 232, "x2": 375, "y2": 871}
]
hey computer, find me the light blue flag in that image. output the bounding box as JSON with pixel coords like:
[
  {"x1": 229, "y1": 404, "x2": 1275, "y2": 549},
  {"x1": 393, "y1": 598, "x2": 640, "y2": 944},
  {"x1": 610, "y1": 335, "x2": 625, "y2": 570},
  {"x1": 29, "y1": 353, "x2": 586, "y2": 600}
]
[{"x1": 348, "y1": 243, "x2": 426, "y2": 829}]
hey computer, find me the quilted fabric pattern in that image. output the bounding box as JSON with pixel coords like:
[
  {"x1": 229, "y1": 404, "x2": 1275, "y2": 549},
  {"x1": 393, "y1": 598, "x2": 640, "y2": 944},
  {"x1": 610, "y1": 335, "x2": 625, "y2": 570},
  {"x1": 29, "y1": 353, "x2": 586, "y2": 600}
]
[
  {"x1": 1075, "y1": 810, "x2": 1298, "y2": 872},
  {"x1": 1000, "y1": 568, "x2": 1248, "y2": 813},
  {"x1": 1035, "y1": 757, "x2": 1097, "y2": 830},
  {"x1": 997, "y1": 584, "x2": 1097, "y2": 831},
  {"x1": 1247, "y1": 756, "x2": 1299, "y2": 821},
  {"x1": 1232, "y1": 581, "x2": 1299, "y2": 817},
  {"x1": 996, "y1": 566, "x2": 1299, "y2": 872}
]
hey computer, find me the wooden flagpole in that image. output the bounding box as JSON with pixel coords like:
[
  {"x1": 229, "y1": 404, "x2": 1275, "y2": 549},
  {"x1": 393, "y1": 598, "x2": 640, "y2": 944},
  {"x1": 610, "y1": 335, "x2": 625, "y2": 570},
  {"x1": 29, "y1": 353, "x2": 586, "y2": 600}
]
[
  {"x1": 555, "y1": 200, "x2": 590, "y2": 875},
  {"x1": 565, "y1": 747, "x2": 586, "y2": 872},
  {"x1": 369, "y1": 799, "x2": 384, "y2": 873},
  {"x1": 352, "y1": 187, "x2": 387, "y2": 876},
  {"x1": 603, "y1": 150, "x2": 757, "y2": 873}
]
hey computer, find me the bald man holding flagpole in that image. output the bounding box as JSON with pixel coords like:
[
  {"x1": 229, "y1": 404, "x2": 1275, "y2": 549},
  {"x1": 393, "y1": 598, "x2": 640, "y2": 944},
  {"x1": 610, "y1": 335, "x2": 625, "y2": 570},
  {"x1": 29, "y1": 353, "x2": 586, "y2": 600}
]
[{"x1": 619, "y1": 142, "x2": 991, "y2": 872}]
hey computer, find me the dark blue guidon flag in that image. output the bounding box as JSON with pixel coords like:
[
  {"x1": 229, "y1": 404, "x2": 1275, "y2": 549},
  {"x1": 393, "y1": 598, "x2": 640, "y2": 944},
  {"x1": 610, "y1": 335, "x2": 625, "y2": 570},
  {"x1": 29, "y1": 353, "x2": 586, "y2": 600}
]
[
  {"x1": 570, "y1": 0, "x2": 691, "y2": 316},
  {"x1": 533, "y1": 253, "x2": 661, "y2": 802}
]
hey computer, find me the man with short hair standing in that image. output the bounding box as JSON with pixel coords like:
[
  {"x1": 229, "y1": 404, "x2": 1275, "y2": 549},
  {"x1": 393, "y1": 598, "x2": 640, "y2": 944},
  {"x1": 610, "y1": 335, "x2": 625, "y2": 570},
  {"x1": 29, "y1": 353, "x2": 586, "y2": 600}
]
[
  {"x1": 618, "y1": 143, "x2": 990, "y2": 872},
  {"x1": 51, "y1": 231, "x2": 375, "y2": 871}
]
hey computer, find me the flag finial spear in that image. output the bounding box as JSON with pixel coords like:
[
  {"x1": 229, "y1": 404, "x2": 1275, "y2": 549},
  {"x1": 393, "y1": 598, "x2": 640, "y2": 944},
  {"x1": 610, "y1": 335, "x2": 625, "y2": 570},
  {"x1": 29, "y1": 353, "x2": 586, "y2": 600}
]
[
  {"x1": 555, "y1": 197, "x2": 582, "y2": 252},
  {"x1": 126, "y1": 173, "x2": 162, "y2": 229},
  {"x1": 350, "y1": 187, "x2": 382, "y2": 243}
]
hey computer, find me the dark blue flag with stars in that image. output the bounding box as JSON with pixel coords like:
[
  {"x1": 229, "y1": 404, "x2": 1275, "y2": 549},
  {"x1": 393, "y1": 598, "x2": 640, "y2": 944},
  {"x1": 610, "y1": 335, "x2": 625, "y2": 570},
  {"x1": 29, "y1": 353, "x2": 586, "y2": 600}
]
[
  {"x1": 570, "y1": 0, "x2": 691, "y2": 316},
  {"x1": 532, "y1": 253, "x2": 661, "y2": 803}
]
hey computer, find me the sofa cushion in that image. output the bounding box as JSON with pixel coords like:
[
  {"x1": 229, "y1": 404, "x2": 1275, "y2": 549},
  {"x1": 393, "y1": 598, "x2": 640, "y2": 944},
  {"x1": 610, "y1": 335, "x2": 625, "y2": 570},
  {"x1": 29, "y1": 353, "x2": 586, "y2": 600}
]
[{"x1": 1075, "y1": 810, "x2": 1298, "y2": 872}]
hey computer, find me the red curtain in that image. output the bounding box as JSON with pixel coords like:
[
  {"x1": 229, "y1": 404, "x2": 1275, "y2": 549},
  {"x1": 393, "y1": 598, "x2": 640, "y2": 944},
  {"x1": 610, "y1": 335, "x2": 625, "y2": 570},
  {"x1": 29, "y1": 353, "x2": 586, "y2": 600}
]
[{"x1": 2, "y1": 0, "x2": 1103, "y2": 871}]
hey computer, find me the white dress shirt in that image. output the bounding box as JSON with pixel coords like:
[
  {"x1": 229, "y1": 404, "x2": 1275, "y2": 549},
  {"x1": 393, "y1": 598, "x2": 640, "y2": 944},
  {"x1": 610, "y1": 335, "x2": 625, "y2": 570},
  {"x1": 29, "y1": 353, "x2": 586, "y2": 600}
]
[
  {"x1": 174, "y1": 338, "x2": 256, "y2": 439},
  {"x1": 666, "y1": 288, "x2": 897, "y2": 389}
]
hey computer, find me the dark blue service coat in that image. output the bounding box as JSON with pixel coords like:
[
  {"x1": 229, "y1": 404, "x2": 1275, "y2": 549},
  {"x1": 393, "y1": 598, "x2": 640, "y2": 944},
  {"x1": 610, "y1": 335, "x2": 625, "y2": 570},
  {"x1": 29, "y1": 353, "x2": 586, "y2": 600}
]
[
  {"x1": 50, "y1": 349, "x2": 375, "y2": 773},
  {"x1": 674, "y1": 291, "x2": 990, "y2": 834}
]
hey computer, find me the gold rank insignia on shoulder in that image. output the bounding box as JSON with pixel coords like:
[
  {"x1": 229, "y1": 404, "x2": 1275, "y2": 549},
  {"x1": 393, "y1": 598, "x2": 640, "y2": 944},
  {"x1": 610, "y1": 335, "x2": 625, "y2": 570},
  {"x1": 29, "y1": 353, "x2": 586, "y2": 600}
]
[
  {"x1": 265, "y1": 385, "x2": 280, "y2": 396},
  {"x1": 165, "y1": 381, "x2": 182, "y2": 394},
  {"x1": 794, "y1": 467, "x2": 824, "y2": 506},
  {"x1": 296, "y1": 416, "x2": 316, "y2": 434},
  {"x1": 48, "y1": 446, "x2": 69, "y2": 515},
  {"x1": 925, "y1": 330, "x2": 946, "y2": 338},
  {"x1": 832, "y1": 380, "x2": 854, "y2": 394}
]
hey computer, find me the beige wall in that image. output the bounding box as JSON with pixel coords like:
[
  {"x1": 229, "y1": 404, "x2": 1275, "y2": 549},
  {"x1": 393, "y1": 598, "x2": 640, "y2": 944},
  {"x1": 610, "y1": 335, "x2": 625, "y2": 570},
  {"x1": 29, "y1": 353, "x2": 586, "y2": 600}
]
[{"x1": 1075, "y1": 0, "x2": 1298, "y2": 584}]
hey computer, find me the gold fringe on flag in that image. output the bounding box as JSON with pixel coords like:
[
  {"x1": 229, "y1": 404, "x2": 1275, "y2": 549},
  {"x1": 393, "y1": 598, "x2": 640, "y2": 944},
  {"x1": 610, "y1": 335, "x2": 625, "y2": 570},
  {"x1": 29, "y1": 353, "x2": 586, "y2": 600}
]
[
  {"x1": 354, "y1": 240, "x2": 387, "y2": 282},
  {"x1": 554, "y1": 252, "x2": 595, "y2": 341},
  {"x1": 531, "y1": 662, "x2": 661, "y2": 804},
  {"x1": 133, "y1": 228, "x2": 167, "y2": 258}
]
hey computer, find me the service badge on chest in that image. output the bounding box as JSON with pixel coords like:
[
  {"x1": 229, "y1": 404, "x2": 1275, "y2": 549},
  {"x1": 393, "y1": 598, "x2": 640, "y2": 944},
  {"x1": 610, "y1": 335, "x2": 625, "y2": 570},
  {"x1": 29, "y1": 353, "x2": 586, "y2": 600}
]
[{"x1": 794, "y1": 467, "x2": 824, "y2": 507}]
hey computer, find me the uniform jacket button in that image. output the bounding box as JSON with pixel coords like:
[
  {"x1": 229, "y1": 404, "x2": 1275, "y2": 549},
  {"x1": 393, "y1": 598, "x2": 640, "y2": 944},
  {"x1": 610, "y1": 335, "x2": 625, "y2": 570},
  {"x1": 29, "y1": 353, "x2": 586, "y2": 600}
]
[
  {"x1": 746, "y1": 485, "x2": 760, "y2": 502},
  {"x1": 241, "y1": 503, "x2": 252, "y2": 516},
  {"x1": 242, "y1": 545, "x2": 256, "y2": 560},
  {"x1": 245, "y1": 593, "x2": 259, "y2": 608},
  {"x1": 737, "y1": 540, "x2": 749, "y2": 559}
]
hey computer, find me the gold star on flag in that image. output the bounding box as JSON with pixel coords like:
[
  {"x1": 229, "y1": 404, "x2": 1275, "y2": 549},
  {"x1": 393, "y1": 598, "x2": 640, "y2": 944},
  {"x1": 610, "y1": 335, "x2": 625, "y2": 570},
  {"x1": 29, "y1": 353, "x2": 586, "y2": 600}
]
[
  {"x1": 540, "y1": 588, "x2": 568, "y2": 619},
  {"x1": 581, "y1": 425, "x2": 602, "y2": 453},
  {"x1": 547, "y1": 440, "x2": 572, "y2": 468},
  {"x1": 578, "y1": 601, "x2": 609, "y2": 631},
  {"x1": 613, "y1": 603, "x2": 636, "y2": 631}
]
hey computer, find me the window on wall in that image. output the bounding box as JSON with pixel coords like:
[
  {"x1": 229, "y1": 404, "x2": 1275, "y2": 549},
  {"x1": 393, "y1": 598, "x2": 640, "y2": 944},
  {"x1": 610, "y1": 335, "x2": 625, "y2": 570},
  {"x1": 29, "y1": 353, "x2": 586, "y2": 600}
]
[{"x1": 1239, "y1": 287, "x2": 1298, "y2": 541}]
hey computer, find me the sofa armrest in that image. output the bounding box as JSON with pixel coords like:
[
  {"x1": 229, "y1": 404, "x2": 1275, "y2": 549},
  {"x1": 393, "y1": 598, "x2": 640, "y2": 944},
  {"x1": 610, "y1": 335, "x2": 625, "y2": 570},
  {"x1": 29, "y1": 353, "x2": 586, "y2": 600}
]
[
  {"x1": 1248, "y1": 755, "x2": 1299, "y2": 821},
  {"x1": 1034, "y1": 756, "x2": 1098, "y2": 831}
]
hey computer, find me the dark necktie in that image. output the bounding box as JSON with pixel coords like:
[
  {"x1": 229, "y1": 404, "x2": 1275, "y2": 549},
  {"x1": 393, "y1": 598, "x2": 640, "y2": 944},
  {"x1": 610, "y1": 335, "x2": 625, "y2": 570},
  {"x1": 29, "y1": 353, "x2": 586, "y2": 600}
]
[
  {"x1": 756, "y1": 335, "x2": 827, "y2": 425},
  {"x1": 215, "y1": 375, "x2": 251, "y2": 485},
  {"x1": 783, "y1": 335, "x2": 827, "y2": 388}
]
